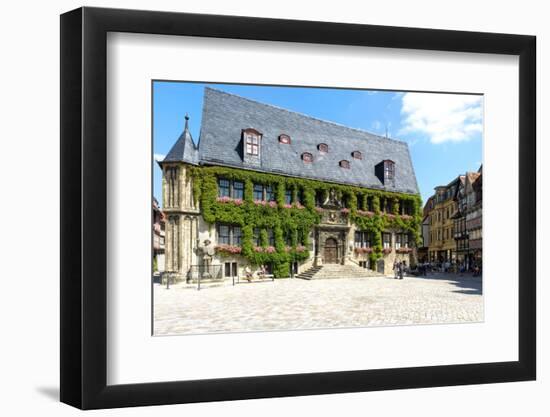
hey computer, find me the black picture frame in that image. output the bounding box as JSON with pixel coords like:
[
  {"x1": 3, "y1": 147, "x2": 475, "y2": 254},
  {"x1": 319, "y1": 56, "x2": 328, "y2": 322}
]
[{"x1": 60, "y1": 6, "x2": 536, "y2": 410}]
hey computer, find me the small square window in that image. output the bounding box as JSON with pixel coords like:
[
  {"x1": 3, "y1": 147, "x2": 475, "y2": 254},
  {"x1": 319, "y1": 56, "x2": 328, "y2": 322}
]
[
  {"x1": 232, "y1": 181, "x2": 244, "y2": 200},
  {"x1": 382, "y1": 232, "x2": 391, "y2": 248},
  {"x1": 285, "y1": 189, "x2": 292, "y2": 205},
  {"x1": 218, "y1": 178, "x2": 230, "y2": 197},
  {"x1": 267, "y1": 229, "x2": 275, "y2": 246},
  {"x1": 253, "y1": 227, "x2": 261, "y2": 246},
  {"x1": 253, "y1": 184, "x2": 264, "y2": 201},
  {"x1": 265, "y1": 186, "x2": 275, "y2": 202},
  {"x1": 218, "y1": 225, "x2": 230, "y2": 244}
]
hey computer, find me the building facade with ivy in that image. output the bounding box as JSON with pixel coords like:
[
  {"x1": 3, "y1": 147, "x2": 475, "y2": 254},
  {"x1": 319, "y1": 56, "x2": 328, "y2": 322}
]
[{"x1": 158, "y1": 88, "x2": 422, "y2": 281}]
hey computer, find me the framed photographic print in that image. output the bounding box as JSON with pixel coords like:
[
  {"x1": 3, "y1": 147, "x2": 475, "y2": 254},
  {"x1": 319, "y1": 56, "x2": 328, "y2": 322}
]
[{"x1": 60, "y1": 6, "x2": 536, "y2": 410}]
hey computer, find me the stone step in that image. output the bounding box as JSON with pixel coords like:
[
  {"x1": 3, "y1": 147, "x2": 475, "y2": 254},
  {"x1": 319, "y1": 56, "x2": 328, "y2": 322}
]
[
  {"x1": 296, "y1": 264, "x2": 383, "y2": 280},
  {"x1": 295, "y1": 266, "x2": 322, "y2": 280}
]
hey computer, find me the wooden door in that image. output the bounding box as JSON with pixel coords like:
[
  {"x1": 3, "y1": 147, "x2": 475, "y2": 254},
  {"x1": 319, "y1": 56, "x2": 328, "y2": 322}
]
[{"x1": 324, "y1": 238, "x2": 338, "y2": 264}]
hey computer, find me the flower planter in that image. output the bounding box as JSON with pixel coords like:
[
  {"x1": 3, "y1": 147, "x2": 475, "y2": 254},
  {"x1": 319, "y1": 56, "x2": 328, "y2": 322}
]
[
  {"x1": 354, "y1": 247, "x2": 373, "y2": 254},
  {"x1": 396, "y1": 247, "x2": 412, "y2": 254},
  {"x1": 357, "y1": 210, "x2": 375, "y2": 218},
  {"x1": 216, "y1": 197, "x2": 244, "y2": 206},
  {"x1": 215, "y1": 244, "x2": 242, "y2": 255}
]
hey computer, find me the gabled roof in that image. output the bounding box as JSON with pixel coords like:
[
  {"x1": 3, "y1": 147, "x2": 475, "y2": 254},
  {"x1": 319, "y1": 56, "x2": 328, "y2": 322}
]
[
  {"x1": 466, "y1": 172, "x2": 480, "y2": 185},
  {"x1": 165, "y1": 87, "x2": 419, "y2": 194},
  {"x1": 423, "y1": 195, "x2": 435, "y2": 217}
]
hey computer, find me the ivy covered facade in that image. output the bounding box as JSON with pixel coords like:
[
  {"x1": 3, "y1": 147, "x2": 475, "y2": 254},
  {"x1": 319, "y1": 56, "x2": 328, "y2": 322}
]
[{"x1": 159, "y1": 88, "x2": 421, "y2": 281}]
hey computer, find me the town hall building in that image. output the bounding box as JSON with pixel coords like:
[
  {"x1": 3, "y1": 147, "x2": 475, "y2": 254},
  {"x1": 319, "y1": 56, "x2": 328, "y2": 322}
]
[{"x1": 158, "y1": 88, "x2": 421, "y2": 282}]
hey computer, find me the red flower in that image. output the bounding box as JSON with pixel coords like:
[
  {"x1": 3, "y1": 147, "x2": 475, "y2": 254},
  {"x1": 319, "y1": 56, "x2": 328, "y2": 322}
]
[{"x1": 357, "y1": 210, "x2": 375, "y2": 218}]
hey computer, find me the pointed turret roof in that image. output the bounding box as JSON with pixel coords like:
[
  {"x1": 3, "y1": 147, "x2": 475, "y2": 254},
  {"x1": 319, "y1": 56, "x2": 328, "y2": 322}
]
[{"x1": 162, "y1": 114, "x2": 198, "y2": 164}]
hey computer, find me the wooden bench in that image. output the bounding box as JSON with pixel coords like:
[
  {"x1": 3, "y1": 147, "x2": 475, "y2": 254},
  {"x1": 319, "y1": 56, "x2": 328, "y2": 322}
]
[{"x1": 236, "y1": 272, "x2": 275, "y2": 284}]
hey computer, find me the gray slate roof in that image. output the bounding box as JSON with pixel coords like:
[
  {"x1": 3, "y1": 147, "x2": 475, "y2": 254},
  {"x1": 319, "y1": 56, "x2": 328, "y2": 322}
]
[
  {"x1": 164, "y1": 116, "x2": 199, "y2": 164},
  {"x1": 164, "y1": 87, "x2": 419, "y2": 195}
]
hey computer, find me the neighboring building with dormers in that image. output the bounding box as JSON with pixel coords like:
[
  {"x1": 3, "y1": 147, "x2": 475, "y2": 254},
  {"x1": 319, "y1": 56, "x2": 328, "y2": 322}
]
[
  {"x1": 425, "y1": 166, "x2": 482, "y2": 269},
  {"x1": 426, "y1": 177, "x2": 461, "y2": 263},
  {"x1": 158, "y1": 88, "x2": 421, "y2": 282}
]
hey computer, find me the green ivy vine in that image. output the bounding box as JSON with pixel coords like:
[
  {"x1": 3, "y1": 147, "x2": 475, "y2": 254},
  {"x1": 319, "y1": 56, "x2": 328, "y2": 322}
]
[{"x1": 189, "y1": 165, "x2": 422, "y2": 276}]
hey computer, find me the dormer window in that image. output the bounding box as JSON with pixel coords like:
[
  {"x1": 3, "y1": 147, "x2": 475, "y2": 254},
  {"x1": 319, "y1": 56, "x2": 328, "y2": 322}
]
[
  {"x1": 279, "y1": 134, "x2": 291, "y2": 144},
  {"x1": 318, "y1": 143, "x2": 328, "y2": 153},
  {"x1": 375, "y1": 159, "x2": 396, "y2": 185},
  {"x1": 384, "y1": 160, "x2": 395, "y2": 180},
  {"x1": 352, "y1": 151, "x2": 363, "y2": 160},
  {"x1": 302, "y1": 152, "x2": 313, "y2": 163},
  {"x1": 339, "y1": 160, "x2": 350, "y2": 169},
  {"x1": 242, "y1": 128, "x2": 262, "y2": 156}
]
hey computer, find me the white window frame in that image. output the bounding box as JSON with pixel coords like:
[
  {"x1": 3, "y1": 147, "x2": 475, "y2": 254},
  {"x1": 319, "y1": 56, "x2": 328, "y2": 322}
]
[{"x1": 246, "y1": 133, "x2": 259, "y2": 155}]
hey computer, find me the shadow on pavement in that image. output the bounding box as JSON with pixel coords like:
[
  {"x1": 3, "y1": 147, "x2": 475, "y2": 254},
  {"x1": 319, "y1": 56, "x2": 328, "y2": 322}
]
[{"x1": 406, "y1": 272, "x2": 483, "y2": 295}]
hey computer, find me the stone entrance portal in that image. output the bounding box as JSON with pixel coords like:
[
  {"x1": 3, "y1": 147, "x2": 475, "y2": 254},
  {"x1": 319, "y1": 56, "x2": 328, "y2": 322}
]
[
  {"x1": 314, "y1": 206, "x2": 349, "y2": 266},
  {"x1": 324, "y1": 238, "x2": 339, "y2": 264}
]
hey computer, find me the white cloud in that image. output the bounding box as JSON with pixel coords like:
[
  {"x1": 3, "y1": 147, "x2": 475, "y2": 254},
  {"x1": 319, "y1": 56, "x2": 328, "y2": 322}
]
[
  {"x1": 398, "y1": 93, "x2": 483, "y2": 144},
  {"x1": 154, "y1": 153, "x2": 166, "y2": 162}
]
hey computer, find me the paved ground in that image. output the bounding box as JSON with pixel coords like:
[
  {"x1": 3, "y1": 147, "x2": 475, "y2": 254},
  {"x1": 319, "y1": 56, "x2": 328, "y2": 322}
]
[{"x1": 153, "y1": 273, "x2": 483, "y2": 336}]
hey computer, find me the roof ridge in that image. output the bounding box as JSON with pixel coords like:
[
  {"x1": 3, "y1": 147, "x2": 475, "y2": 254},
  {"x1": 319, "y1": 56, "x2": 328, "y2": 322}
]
[{"x1": 204, "y1": 87, "x2": 408, "y2": 146}]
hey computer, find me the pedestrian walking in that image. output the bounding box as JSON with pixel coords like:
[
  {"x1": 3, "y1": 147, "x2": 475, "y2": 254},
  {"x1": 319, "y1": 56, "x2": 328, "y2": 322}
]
[{"x1": 393, "y1": 260, "x2": 399, "y2": 279}]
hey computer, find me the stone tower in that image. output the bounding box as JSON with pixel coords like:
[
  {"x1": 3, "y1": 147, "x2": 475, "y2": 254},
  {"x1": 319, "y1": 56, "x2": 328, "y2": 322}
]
[{"x1": 159, "y1": 115, "x2": 200, "y2": 282}]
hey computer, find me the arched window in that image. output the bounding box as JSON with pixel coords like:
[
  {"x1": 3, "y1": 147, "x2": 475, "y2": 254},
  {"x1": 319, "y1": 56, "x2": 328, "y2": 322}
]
[
  {"x1": 352, "y1": 151, "x2": 363, "y2": 160},
  {"x1": 302, "y1": 152, "x2": 313, "y2": 163},
  {"x1": 278, "y1": 134, "x2": 291, "y2": 144},
  {"x1": 339, "y1": 160, "x2": 350, "y2": 169},
  {"x1": 318, "y1": 143, "x2": 328, "y2": 153}
]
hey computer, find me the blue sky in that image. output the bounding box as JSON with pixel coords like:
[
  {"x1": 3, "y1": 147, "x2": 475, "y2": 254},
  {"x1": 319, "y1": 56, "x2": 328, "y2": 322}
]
[{"x1": 153, "y1": 81, "x2": 483, "y2": 206}]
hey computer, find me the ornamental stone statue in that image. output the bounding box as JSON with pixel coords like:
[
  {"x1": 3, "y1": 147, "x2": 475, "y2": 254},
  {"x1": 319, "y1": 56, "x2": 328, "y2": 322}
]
[
  {"x1": 323, "y1": 189, "x2": 342, "y2": 209},
  {"x1": 199, "y1": 239, "x2": 215, "y2": 278}
]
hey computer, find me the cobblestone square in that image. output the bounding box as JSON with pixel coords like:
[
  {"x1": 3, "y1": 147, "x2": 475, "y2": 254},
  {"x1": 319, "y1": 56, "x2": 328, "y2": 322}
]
[{"x1": 153, "y1": 273, "x2": 483, "y2": 335}]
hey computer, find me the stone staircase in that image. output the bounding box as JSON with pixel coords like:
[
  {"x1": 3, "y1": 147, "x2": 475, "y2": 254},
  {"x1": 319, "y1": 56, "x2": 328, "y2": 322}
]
[{"x1": 295, "y1": 263, "x2": 383, "y2": 280}]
